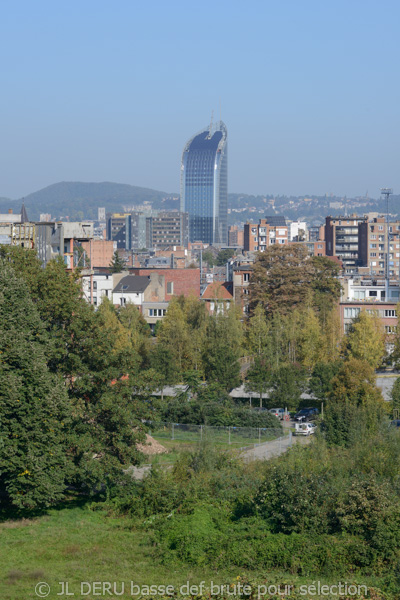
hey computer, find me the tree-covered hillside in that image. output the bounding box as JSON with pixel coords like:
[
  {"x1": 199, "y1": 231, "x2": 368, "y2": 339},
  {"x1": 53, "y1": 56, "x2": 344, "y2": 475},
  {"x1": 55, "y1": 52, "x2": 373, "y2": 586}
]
[{"x1": 0, "y1": 182, "x2": 178, "y2": 221}]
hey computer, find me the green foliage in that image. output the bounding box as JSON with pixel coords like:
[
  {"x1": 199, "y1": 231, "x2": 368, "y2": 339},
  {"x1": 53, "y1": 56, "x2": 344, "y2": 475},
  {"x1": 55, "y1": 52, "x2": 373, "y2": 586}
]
[
  {"x1": 160, "y1": 395, "x2": 281, "y2": 428},
  {"x1": 268, "y1": 363, "x2": 307, "y2": 410},
  {"x1": 215, "y1": 248, "x2": 235, "y2": 266},
  {"x1": 249, "y1": 245, "x2": 341, "y2": 318},
  {"x1": 245, "y1": 356, "x2": 272, "y2": 407},
  {"x1": 343, "y1": 311, "x2": 386, "y2": 369},
  {"x1": 391, "y1": 376, "x2": 400, "y2": 412},
  {"x1": 109, "y1": 250, "x2": 125, "y2": 273},
  {"x1": 202, "y1": 307, "x2": 243, "y2": 390},
  {"x1": 202, "y1": 250, "x2": 215, "y2": 266},
  {"x1": 308, "y1": 360, "x2": 342, "y2": 402},
  {"x1": 0, "y1": 261, "x2": 71, "y2": 509}
]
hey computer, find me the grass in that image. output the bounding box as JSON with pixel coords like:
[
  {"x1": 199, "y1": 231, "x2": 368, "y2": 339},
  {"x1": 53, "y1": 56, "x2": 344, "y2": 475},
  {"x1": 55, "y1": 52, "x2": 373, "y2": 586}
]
[
  {"x1": 0, "y1": 502, "x2": 391, "y2": 600},
  {"x1": 0, "y1": 501, "x2": 242, "y2": 600},
  {"x1": 147, "y1": 428, "x2": 286, "y2": 465},
  {"x1": 152, "y1": 426, "x2": 283, "y2": 449}
]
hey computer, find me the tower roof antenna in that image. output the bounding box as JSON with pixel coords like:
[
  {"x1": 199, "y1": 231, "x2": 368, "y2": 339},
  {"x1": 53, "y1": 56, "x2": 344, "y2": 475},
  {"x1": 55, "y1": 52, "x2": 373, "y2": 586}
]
[{"x1": 207, "y1": 110, "x2": 214, "y2": 138}]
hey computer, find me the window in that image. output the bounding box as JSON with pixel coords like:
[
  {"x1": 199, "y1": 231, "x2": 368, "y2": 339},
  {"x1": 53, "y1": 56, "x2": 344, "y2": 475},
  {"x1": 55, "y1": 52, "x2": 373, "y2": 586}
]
[
  {"x1": 385, "y1": 325, "x2": 397, "y2": 334},
  {"x1": 120, "y1": 297, "x2": 126, "y2": 306},
  {"x1": 369, "y1": 291, "x2": 378, "y2": 297},
  {"x1": 317, "y1": 244, "x2": 322, "y2": 249},
  {"x1": 167, "y1": 282, "x2": 174, "y2": 294},
  {"x1": 354, "y1": 290, "x2": 366, "y2": 300},
  {"x1": 278, "y1": 239, "x2": 285, "y2": 244},
  {"x1": 243, "y1": 289, "x2": 250, "y2": 295},
  {"x1": 379, "y1": 225, "x2": 384, "y2": 230},
  {"x1": 371, "y1": 235, "x2": 376, "y2": 240},
  {"x1": 370, "y1": 253, "x2": 376, "y2": 257},
  {"x1": 344, "y1": 307, "x2": 360, "y2": 319},
  {"x1": 148, "y1": 309, "x2": 153, "y2": 316},
  {"x1": 243, "y1": 273, "x2": 250, "y2": 282},
  {"x1": 370, "y1": 244, "x2": 376, "y2": 248},
  {"x1": 93, "y1": 281, "x2": 97, "y2": 290},
  {"x1": 385, "y1": 309, "x2": 397, "y2": 317}
]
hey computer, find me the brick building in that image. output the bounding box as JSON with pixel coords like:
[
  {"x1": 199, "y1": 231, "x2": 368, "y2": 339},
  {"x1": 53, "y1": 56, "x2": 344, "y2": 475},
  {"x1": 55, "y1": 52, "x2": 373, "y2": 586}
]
[
  {"x1": 128, "y1": 267, "x2": 200, "y2": 300},
  {"x1": 358, "y1": 216, "x2": 400, "y2": 278},
  {"x1": 228, "y1": 225, "x2": 244, "y2": 247},
  {"x1": 244, "y1": 216, "x2": 288, "y2": 252}
]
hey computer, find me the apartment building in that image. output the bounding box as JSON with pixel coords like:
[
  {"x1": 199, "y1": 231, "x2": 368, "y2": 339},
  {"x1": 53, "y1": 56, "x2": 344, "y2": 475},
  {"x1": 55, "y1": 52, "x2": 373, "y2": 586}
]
[
  {"x1": 107, "y1": 210, "x2": 189, "y2": 250},
  {"x1": 325, "y1": 214, "x2": 368, "y2": 273},
  {"x1": 228, "y1": 225, "x2": 244, "y2": 247},
  {"x1": 244, "y1": 216, "x2": 288, "y2": 252},
  {"x1": 358, "y1": 217, "x2": 400, "y2": 278}
]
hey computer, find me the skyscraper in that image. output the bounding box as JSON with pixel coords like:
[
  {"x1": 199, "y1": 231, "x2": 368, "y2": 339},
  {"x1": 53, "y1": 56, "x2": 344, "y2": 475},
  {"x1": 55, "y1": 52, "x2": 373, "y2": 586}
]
[{"x1": 180, "y1": 121, "x2": 228, "y2": 245}]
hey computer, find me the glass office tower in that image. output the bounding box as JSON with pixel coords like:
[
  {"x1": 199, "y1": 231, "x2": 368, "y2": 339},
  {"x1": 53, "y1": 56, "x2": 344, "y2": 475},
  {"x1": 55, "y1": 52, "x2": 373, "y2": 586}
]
[{"x1": 180, "y1": 121, "x2": 228, "y2": 245}]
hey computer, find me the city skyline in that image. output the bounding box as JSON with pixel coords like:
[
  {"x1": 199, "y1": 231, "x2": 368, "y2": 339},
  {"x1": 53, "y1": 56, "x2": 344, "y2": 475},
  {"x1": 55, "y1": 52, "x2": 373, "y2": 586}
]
[{"x1": 1, "y1": 1, "x2": 400, "y2": 200}]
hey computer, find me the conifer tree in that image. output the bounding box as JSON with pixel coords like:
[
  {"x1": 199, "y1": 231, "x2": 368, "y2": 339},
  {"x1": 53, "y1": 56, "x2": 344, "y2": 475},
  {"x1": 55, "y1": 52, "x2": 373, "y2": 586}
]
[
  {"x1": 110, "y1": 250, "x2": 125, "y2": 273},
  {"x1": 0, "y1": 261, "x2": 71, "y2": 509}
]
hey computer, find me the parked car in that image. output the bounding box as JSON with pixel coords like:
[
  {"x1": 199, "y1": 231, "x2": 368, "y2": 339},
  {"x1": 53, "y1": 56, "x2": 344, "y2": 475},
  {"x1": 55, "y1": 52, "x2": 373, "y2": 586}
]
[
  {"x1": 268, "y1": 408, "x2": 285, "y2": 420},
  {"x1": 293, "y1": 407, "x2": 319, "y2": 422},
  {"x1": 295, "y1": 422, "x2": 317, "y2": 436},
  {"x1": 389, "y1": 419, "x2": 400, "y2": 428}
]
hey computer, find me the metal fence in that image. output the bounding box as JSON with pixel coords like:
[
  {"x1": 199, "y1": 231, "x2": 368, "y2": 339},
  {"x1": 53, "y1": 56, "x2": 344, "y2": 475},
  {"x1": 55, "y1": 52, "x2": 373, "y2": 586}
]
[{"x1": 150, "y1": 422, "x2": 286, "y2": 448}]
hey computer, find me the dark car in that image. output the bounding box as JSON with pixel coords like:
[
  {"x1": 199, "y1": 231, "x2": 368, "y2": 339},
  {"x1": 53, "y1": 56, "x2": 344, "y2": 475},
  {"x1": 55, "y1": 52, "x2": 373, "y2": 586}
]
[
  {"x1": 390, "y1": 419, "x2": 400, "y2": 428},
  {"x1": 294, "y1": 407, "x2": 319, "y2": 422}
]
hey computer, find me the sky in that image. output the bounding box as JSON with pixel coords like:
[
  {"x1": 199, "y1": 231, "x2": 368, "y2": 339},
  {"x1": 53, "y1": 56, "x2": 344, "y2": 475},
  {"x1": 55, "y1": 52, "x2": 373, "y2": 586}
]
[{"x1": 1, "y1": 0, "x2": 399, "y2": 199}]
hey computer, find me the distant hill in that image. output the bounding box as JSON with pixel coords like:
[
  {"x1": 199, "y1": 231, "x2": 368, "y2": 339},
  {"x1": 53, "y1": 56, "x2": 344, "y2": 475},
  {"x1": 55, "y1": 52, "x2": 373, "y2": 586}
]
[{"x1": 0, "y1": 182, "x2": 179, "y2": 221}]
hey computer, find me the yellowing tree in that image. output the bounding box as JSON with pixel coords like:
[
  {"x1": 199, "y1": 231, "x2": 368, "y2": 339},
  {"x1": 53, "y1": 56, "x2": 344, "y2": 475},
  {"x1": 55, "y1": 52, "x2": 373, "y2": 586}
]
[
  {"x1": 157, "y1": 298, "x2": 193, "y2": 372},
  {"x1": 298, "y1": 306, "x2": 325, "y2": 370},
  {"x1": 246, "y1": 303, "x2": 271, "y2": 357},
  {"x1": 343, "y1": 311, "x2": 385, "y2": 370}
]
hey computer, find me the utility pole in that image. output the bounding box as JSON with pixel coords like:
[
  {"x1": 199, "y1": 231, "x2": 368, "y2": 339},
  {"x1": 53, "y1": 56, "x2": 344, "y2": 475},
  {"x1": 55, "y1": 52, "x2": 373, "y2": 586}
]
[{"x1": 381, "y1": 188, "x2": 393, "y2": 301}]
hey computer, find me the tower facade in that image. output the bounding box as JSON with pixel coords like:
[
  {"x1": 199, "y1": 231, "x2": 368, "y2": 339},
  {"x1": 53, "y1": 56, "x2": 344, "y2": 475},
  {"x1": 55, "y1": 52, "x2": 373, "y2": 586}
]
[{"x1": 180, "y1": 121, "x2": 228, "y2": 245}]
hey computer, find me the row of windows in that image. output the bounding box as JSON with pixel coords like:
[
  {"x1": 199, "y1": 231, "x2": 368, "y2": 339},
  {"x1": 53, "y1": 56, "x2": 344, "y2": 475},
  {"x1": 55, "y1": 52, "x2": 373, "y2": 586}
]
[
  {"x1": 344, "y1": 307, "x2": 397, "y2": 318},
  {"x1": 148, "y1": 308, "x2": 167, "y2": 317}
]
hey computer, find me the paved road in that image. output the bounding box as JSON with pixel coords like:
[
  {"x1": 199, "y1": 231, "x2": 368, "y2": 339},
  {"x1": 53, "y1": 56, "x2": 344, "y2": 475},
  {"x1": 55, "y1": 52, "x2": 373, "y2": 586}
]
[{"x1": 241, "y1": 430, "x2": 311, "y2": 462}]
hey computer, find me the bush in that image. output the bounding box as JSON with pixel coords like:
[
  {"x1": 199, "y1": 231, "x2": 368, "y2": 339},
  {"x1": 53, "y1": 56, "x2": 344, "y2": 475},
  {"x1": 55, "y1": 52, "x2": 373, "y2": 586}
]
[{"x1": 160, "y1": 397, "x2": 282, "y2": 429}]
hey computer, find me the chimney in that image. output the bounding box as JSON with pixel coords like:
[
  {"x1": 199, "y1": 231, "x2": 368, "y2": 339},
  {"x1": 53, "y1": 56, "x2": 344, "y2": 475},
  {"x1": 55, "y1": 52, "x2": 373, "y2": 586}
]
[{"x1": 8, "y1": 209, "x2": 13, "y2": 214}]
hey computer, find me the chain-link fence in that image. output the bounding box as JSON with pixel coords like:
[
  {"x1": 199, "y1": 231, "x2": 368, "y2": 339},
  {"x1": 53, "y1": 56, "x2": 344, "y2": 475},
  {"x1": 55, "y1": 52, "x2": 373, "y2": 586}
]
[{"x1": 150, "y1": 422, "x2": 286, "y2": 449}]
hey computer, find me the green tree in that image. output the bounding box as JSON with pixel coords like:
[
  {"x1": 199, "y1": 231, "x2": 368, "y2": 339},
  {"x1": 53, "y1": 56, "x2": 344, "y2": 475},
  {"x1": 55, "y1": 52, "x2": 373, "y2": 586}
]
[
  {"x1": 390, "y1": 377, "x2": 400, "y2": 413},
  {"x1": 246, "y1": 303, "x2": 271, "y2": 357},
  {"x1": 202, "y1": 250, "x2": 215, "y2": 267},
  {"x1": 2, "y1": 248, "x2": 152, "y2": 493},
  {"x1": 297, "y1": 306, "x2": 325, "y2": 370},
  {"x1": 110, "y1": 250, "x2": 125, "y2": 273},
  {"x1": 215, "y1": 248, "x2": 235, "y2": 266},
  {"x1": 268, "y1": 363, "x2": 307, "y2": 410},
  {"x1": 202, "y1": 307, "x2": 243, "y2": 390},
  {"x1": 157, "y1": 298, "x2": 193, "y2": 372},
  {"x1": 245, "y1": 356, "x2": 271, "y2": 407},
  {"x1": 249, "y1": 245, "x2": 341, "y2": 318},
  {"x1": 149, "y1": 343, "x2": 180, "y2": 396},
  {"x1": 310, "y1": 256, "x2": 342, "y2": 322},
  {"x1": 249, "y1": 244, "x2": 315, "y2": 316},
  {"x1": 0, "y1": 261, "x2": 72, "y2": 509},
  {"x1": 308, "y1": 360, "x2": 342, "y2": 403},
  {"x1": 342, "y1": 311, "x2": 386, "y2": 369}
]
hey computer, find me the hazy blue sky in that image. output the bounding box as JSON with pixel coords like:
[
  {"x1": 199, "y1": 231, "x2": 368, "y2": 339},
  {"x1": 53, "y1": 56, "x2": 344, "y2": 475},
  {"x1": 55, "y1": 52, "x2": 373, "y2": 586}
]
[{"x1": 1, "y1": 0, "x2": 399, "y2": 199}]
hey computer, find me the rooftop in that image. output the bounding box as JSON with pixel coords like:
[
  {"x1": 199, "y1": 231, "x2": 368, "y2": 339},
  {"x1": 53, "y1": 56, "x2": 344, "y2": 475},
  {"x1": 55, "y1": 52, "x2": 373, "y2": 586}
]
[{"x1": 113, "y1": 275, "x2": 150, "y2": 294}]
